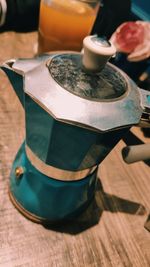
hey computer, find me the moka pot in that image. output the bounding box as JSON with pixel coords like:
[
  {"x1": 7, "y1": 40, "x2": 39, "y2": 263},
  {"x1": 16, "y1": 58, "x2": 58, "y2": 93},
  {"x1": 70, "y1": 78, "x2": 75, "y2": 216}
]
[{"x1": 1, "y1": 36, "x2": 150, "y2": 223}]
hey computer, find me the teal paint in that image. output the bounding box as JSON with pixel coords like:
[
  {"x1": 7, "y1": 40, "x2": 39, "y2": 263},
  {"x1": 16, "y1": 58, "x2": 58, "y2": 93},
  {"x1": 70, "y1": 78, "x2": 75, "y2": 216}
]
[{"x1": 10, "y1": 142, "x2": 98, "y2": 221}]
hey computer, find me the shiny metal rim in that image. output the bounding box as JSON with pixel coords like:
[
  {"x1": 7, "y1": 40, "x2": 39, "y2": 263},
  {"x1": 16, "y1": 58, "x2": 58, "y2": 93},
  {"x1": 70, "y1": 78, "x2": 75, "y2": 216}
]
[{"x1": 26, "y1": 145, "x2": 98, "y2": 181}]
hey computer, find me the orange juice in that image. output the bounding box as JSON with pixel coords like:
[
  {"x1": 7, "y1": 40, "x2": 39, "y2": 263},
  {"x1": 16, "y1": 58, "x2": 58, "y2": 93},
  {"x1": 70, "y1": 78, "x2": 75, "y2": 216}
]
[{"x1": 38, "y1": 0, "x2": 99, "y2": 53}]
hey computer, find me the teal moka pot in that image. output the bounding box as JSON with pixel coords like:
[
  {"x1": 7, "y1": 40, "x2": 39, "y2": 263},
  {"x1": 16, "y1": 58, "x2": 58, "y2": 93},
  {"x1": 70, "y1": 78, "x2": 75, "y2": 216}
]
[{"x1": 1, "y1": 36, "x2": 150, "y2": 223}]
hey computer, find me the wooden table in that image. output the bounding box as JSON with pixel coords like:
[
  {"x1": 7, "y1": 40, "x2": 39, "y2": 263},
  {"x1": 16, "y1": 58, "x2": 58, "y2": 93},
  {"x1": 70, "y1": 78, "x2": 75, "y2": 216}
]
[{"x1": 0, "y1": 32, "x2": 149, "y2": 267}]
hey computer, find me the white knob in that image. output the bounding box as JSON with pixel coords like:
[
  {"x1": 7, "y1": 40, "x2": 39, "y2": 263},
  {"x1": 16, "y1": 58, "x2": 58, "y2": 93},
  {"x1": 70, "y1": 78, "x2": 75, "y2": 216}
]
[{"x1": 82, "y1": 35, "x2": 116, "y2": 72}]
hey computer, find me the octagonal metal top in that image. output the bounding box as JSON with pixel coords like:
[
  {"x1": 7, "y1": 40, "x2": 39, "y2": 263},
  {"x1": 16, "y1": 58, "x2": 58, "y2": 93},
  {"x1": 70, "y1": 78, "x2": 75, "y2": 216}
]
[{"x1": 11, "y1": 52, "x2": 142, "y2": 132}]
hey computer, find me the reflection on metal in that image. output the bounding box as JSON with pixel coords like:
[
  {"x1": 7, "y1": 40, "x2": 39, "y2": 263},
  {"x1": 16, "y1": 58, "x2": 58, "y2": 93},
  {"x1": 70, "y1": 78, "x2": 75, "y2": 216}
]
[
  {"x1": 49, "y1": 54, "x2": 126, "y2": 100},
  {"x1": 26, "y1": 145, "x2": 97, "y2": 181}
]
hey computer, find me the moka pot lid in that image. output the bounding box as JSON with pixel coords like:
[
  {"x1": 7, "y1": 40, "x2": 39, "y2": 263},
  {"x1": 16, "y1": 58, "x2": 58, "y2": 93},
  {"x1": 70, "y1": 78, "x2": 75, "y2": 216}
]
[{"x1": 11, "y1": 37, "x2": 142, "y2": 132}]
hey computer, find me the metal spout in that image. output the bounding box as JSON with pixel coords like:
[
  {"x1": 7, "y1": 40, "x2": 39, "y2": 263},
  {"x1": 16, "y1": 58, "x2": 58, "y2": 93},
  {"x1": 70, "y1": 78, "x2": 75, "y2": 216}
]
[
  {"x1": 0, "y1": 54, "x2": 51, "y2": 108},
  {"x1": 1, "y1": 59, "x2": 24, "y2": 108}
]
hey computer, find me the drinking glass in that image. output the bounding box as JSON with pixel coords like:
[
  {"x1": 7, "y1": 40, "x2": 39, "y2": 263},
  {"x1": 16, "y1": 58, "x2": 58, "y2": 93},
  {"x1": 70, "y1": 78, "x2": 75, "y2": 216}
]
[{"x1": 38, "y1": 0, "x2": 100, "y2": 53}]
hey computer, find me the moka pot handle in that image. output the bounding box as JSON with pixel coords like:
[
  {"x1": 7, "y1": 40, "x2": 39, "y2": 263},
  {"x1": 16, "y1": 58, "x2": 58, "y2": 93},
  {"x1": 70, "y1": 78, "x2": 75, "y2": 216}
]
[{"x1": 138, "y1": 88, "x2": 150, "y2": 128}]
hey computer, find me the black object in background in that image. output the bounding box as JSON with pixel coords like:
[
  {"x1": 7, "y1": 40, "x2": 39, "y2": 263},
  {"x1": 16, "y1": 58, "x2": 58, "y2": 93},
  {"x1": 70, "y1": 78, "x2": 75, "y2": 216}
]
[
  {"x1": 0, "y1": 0, "x2": 40, "y2": 32},
  {"x1": 91, "y1": 0, "x2": 131, "y2": 39}
]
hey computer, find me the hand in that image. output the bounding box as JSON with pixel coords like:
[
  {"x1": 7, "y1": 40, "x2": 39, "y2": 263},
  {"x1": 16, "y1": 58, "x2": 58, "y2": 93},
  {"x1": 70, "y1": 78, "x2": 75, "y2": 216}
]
[
  {"x1": 127, "y1": 21, "x2": 150, "y2": 62},
  {"x1": 110, "y1": 21, "x2": 150, "y2": 62}
]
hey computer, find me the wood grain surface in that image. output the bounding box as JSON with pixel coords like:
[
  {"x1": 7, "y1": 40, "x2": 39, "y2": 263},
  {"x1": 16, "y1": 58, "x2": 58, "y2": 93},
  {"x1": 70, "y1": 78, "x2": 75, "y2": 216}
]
[{"x1": 0, "y1": 32, "x2": 149, "y2": 267}]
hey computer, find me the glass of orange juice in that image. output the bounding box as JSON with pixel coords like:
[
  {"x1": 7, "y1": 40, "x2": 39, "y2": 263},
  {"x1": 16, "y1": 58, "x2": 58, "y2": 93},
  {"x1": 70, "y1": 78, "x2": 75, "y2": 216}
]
[{"x1": 38, "y1": 0, "x2": 100, "y2": 53}]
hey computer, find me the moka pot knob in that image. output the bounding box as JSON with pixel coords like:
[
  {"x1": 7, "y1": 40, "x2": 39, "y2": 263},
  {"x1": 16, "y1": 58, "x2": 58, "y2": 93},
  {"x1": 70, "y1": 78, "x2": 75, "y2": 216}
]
[{"x1": 82, "y1": 35, "x2": 116, "y2": 72}]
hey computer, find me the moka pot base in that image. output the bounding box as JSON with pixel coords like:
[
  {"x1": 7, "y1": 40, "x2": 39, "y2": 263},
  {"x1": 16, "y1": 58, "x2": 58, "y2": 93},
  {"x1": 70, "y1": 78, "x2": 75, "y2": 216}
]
[{"x1": 9, "y1": 142, "x2": 98, "y2": 223}]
